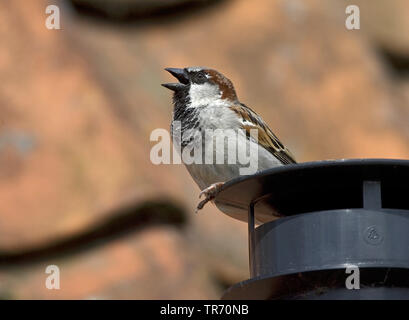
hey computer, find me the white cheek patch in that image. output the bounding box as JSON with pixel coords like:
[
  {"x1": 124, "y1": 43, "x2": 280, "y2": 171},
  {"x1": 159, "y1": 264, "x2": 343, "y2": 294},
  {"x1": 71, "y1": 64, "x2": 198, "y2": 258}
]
[{"x1": 188, "y1": 83, "x2": 221, "y2": 108}]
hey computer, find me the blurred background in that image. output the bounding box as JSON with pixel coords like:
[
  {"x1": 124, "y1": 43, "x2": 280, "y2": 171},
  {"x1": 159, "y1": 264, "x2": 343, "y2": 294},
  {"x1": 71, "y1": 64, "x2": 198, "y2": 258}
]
[{"x1": 0, "y1": 0, "x2": 408, "y2": 299}]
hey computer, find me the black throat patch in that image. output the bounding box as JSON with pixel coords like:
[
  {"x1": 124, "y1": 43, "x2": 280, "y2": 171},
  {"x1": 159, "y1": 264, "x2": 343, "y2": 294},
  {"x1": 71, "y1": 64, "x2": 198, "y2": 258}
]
[{"x1": 171, "y1": 87, "x2": 201, "y2": 148}]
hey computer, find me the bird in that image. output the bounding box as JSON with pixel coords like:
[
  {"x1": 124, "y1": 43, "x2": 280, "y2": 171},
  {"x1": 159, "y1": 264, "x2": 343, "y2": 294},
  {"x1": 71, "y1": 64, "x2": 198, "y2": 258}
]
[{"x1": 162, "y1": 67, "x2": 296, "y2": 213}]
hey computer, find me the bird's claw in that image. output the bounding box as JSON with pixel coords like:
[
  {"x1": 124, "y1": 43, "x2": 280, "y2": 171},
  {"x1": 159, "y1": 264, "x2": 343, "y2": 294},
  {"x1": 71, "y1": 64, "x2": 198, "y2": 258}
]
[
  {"x1": 199, "y1": 189, "x2": 206, "y2": 199},
  {"x1": 195, "y1": 182, "x2": 224, "y2": 213}
]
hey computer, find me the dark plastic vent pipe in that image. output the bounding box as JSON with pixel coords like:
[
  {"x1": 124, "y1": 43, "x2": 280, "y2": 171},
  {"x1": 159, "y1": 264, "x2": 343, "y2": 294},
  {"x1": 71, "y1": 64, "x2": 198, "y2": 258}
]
[{"x1": 214, "y1": 159, "x2": 409, "y2": 299}]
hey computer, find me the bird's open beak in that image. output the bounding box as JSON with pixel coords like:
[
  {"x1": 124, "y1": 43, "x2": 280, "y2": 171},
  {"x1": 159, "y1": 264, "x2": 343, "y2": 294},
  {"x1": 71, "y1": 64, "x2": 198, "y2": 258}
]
[{"x1": 162, "y1": 68, "x2": 189, "y2": 91}]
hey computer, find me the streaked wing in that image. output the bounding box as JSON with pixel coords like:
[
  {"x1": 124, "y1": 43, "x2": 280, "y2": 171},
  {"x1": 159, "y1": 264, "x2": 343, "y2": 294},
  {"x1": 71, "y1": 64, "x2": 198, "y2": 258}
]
[{"x1": 229, "y1": 103, "x2": 296, "y2": 164}]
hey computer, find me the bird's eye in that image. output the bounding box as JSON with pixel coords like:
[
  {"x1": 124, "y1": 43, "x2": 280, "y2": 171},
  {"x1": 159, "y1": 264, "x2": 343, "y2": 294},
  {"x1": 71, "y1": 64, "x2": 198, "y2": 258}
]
[{"x1": 195, "y1": 72, "x2": 207, "y2": 82}]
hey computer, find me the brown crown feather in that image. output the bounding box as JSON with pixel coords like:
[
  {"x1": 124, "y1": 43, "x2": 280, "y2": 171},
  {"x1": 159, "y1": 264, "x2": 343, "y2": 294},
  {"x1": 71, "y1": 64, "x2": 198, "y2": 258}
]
[{"x1": 206, "y1": 69, "x2": 238, "y2": 102}]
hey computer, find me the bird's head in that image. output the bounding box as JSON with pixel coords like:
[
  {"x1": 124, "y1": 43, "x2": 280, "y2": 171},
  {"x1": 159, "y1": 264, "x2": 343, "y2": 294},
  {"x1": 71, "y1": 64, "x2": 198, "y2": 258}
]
[{"x1": 162, "y1": 67, "x2": 238, "y2": 107}]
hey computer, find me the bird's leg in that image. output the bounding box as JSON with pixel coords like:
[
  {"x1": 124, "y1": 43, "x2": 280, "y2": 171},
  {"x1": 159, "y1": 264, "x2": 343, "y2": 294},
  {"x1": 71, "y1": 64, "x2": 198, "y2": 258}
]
[{"x1": 195, "y1": 182, "x2": 225, "y2": 213}]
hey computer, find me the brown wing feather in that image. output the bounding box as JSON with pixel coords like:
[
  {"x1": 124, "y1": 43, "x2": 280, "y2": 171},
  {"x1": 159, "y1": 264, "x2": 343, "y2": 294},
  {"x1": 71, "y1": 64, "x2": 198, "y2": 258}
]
[{"x1": 230, "y1": 104, "x2": 296, "y2": 165}]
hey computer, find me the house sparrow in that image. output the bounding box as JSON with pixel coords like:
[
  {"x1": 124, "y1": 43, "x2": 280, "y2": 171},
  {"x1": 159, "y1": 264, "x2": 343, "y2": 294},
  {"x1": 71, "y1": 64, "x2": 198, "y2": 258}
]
[{"x1": 162, "y1": 67, "x2": 296, "y2": 212}]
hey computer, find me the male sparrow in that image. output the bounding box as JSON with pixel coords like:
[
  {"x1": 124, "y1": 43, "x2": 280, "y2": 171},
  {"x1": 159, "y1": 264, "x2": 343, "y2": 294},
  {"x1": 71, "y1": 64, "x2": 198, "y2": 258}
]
[{"x1": 162, "y1": 67, "x2": 296, "y2": 212}]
